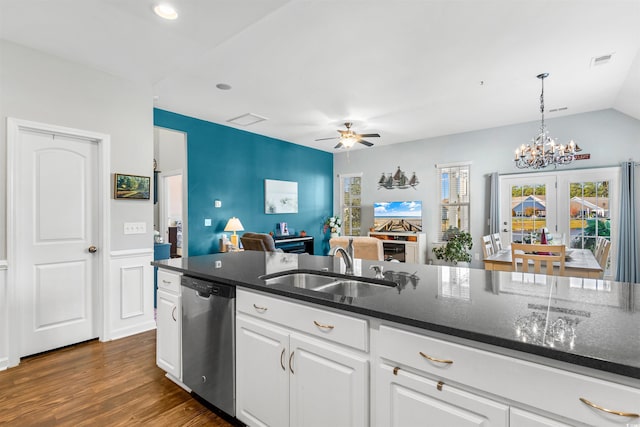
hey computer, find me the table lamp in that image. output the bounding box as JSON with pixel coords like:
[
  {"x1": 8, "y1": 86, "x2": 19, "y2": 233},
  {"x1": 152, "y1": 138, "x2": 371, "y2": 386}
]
[{"x1": 224, "y1": 217, "x2": 244, "y2": 248}]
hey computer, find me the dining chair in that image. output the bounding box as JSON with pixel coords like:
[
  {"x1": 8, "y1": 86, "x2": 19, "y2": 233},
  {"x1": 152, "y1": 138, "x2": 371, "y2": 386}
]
[
  {"x1": 594, "y1": 237, "x2": 611, "y2": 271},
  {"x1": 491, "y1": 233, "x2": 503, "y2": 251},
  {"x1": 511, "y1": 243, "x2": 565, "y2": 275},
  {"x1": 329, "y1": 236, "x2": 384, "y2": 261},
  {"x1": 481, "y1": 235, "x2": 495, "y2": 258}
]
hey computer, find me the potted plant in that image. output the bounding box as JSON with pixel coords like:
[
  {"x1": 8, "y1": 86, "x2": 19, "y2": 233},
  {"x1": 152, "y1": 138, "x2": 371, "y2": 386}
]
[{"x1": 432, "y1": 228, "x2": 473, "y2": 265}]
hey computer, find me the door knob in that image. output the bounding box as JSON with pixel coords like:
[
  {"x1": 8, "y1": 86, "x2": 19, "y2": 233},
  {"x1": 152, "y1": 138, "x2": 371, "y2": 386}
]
[{"x1": 88, "y1": 245, "x2": 98, "y2": 253}]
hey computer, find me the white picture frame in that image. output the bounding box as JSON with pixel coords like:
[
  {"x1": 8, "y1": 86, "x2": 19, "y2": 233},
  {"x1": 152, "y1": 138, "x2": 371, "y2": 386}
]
[{"x1": 265, "y1": 179, "x2": 298, "y2": 214}]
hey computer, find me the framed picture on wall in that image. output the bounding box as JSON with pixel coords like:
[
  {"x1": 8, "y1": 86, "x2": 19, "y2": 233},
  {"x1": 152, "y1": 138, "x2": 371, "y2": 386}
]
[
  {"x1": 265, "y1": 179, "x2": 298, "y2": 213},
  {"x1": 114, "y1": 173, "x2": 151, "y2": 200}
]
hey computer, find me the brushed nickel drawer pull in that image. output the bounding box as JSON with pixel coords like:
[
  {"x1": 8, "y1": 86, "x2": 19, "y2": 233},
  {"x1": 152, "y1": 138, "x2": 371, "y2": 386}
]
[
  {"x1": 393, "y1": 367, "x2": 400, "y2": 376},
  {"x1": 313, "y1": 320, "x2": 335, "y2": 330},
  {"x1": 579, "y1": 397, "x2": 640, "y2": 418},
  {"x1": 289, "y1": 351, "x2": 295, "y2": 374},
  {"x1": 419, "y1": 351, "x2": 453, "y2": 365},
  {"x1": 280, "y1": 348, "x2": 286, "y2": 371},
  {"x1": 253, "y1": 304, "x2": 268, "y2": 312}
]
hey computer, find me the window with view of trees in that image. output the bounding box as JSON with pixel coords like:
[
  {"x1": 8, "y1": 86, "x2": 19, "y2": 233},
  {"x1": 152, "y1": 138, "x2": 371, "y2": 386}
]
[{"x1": 340, "y1": 174, "x2": 362, "y2": 236}]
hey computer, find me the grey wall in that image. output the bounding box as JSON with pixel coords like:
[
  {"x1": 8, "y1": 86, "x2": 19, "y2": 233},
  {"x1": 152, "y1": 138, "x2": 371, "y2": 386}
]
[
  {"x1": 0, "y1": 39, "x2": 154, "y2": 257},
  {"x1": 334, "y1": 109, "x2": 640, "y2": 268}
]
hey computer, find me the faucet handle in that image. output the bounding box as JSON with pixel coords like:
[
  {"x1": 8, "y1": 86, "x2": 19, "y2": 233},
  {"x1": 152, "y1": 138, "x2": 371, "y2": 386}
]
[{"x1": 370, "y1": 265, "x2": 384, "y2": 279}]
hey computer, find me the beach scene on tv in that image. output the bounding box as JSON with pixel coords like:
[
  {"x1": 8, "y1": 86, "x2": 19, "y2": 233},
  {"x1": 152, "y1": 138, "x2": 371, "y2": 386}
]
[{"x1": 373, "y1": 201, "x2": 423, "y2": 232}]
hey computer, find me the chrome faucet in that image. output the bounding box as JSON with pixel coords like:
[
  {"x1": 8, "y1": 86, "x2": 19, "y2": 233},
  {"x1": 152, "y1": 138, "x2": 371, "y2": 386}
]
[{"x1": 329, "y1": 246, "x2": 354, "y2": 275}]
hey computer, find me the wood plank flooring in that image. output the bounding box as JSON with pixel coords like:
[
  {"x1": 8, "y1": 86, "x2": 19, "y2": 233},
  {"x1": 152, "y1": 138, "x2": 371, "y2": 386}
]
[{"x1": 0, "y1": 330, "x2": 237, "y2": 426}]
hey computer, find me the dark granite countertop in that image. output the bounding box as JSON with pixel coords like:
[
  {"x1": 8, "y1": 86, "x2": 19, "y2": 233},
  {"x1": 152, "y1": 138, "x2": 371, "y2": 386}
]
[{"x1": 154, "y1": 251, "x2": 640, "y2": 380}]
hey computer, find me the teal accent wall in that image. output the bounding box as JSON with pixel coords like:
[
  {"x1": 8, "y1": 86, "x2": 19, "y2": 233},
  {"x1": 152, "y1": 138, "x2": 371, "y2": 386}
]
[{"x1": 154, "y1": 109, "x2": 333, "y2": 256}]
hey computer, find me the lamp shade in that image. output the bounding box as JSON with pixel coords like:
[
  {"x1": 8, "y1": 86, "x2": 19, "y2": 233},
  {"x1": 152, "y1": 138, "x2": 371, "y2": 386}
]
[{"x1": 224, "y1": 217, "x2": 244, "y2": 232}]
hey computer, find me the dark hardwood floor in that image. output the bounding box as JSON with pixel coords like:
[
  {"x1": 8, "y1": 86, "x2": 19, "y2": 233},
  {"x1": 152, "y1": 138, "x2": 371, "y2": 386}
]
[{"x1": 0, "y1": 330, "x2": 236, "y2": 426}]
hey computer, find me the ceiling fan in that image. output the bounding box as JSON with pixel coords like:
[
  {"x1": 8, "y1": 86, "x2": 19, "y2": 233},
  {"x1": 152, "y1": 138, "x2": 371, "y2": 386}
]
[{"x1": 315, "y1": 122, "x2": 380, "y2": 149}]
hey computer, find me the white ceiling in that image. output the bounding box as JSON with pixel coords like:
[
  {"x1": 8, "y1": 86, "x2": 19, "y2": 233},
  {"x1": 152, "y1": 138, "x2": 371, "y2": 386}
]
[{"x1": 1, "y1": 0, "x2": 639, "y2": 152}]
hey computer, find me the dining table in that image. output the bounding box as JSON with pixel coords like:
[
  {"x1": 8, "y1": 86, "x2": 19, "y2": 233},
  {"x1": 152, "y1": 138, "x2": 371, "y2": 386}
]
[{"x1": 483, "y1": 247, "x2": 603, "y2": 278}]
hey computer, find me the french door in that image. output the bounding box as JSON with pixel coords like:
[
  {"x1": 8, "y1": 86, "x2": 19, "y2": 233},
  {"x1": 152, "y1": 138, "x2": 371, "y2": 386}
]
[{"x1": 500, "y1": 168, "x2": 619, "y2": 277}]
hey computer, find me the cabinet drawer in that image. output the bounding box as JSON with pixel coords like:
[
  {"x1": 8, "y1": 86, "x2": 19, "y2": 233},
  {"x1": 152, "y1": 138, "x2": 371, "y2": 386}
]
[
  {"x1": 157, "y1": 269, "x2": 181, "y2": 294},
  {"x1": 379, "y1": 325, "x2": 640, "y2": 426},
  {"x1": 237, "y1": 289, "x2": 368, "y2": 351}
]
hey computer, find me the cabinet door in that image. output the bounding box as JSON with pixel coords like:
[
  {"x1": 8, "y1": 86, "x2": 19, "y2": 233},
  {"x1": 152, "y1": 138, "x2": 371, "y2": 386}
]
[
  {"x1": 510, "y1": 408, "x2": 572, "y2": 427},
  {"x1": 236, "y1": 315, "x2": 290, "y2": 427},
  {"x1": 156, "y1": 290, "x2": 181, "y2": 379},
  {"x1": 290, "y1": 334, "x2": 369, "y2": 427},
  {"x1": 405, "y1": 244, "x2": 419, "y2": 264},
  {"x1": 376, "y1": 363, "x2": 508, "y2": 427}
]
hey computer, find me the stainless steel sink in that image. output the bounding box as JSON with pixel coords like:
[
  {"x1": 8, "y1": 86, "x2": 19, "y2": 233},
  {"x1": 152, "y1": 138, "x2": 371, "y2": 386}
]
[{"x1": 260, "y1": 271, "x2": 397, "y2": 298}]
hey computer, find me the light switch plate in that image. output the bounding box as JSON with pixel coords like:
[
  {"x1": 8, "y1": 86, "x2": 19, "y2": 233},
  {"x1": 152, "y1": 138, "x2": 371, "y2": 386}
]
[
  {"x1": 204, "y1": 218, "x2": 212, "y2": 226},
  {"x1": 124, "y1": 222, "x2": 146, "y2": 235},
  {"x1": 214, "y1": 200, "x2": 222, "y2": 208}
]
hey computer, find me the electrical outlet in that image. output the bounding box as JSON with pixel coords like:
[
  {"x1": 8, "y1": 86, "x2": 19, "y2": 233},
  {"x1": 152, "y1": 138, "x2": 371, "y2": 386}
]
[
  {"x1": 204, "y1": 218, "x2": 212, "y2": 226},
  {"x1": 474, "y1": 252, "x2": 480, "y2": 261},
  {"x1": 124, "y1": 222, "x2": 146, "y2": 235},
  {"x1": 214, "y1": 200, "x2": 222, "y2": 208}
]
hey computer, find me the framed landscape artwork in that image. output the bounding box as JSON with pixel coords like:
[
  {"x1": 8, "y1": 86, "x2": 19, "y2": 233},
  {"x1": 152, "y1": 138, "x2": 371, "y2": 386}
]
[
  {"x1": 114, "y1": 173, "x2": 151, "y2": 200},
  {"x1": 265, "y1": 179, "x2": 298, "y2": 214}
]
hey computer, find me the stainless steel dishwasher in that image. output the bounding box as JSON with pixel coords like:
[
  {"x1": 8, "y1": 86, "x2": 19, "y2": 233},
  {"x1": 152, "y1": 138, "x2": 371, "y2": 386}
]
[{"x1": 181, "y1": 276, "x2": 235, "y2": 417}]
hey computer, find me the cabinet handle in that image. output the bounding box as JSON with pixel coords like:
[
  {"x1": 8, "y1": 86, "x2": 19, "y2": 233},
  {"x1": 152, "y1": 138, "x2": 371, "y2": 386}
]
[
  {"x1": 579, "y1": 397, "x2": 639, "y2": 418},
  {"x1": 171, "y1": 306, "x2": 177, "y2": 321},
  {"x1": 313, "y1": 320, "x2": 335, "y2": 330},
  {"x1": 280, "y1": 348, "x2": 286, "y2": 371},
  {"x1": 162, "y1": 279, "x2": 171, "y2": 284},
  {"x1": 253, "y1": 304, "x2": 268, "y2": 313},
  {"x1": 289, "y1": 351, "x2": 295, "y2": 374},
  {"x1": 419, "y1": 351, "x2": 453, "y2": 365}
]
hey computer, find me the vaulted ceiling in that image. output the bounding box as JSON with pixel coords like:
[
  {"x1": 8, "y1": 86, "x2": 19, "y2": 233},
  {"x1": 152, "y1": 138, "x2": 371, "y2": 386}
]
[{"x1": 1, "y1": 0, "x2": 638, "y2": 152}]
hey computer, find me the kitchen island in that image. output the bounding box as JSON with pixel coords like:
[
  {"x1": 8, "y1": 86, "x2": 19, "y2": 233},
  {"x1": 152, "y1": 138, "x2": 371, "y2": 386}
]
[{"x1": 154, "y1": 251, "x2": 640, "y2": 426}]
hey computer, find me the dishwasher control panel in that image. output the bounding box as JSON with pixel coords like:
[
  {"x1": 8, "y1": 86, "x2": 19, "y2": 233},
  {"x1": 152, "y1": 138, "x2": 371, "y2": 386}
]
[{"x1": 181, "y1": 276, "x2": 235, "y2": 298}]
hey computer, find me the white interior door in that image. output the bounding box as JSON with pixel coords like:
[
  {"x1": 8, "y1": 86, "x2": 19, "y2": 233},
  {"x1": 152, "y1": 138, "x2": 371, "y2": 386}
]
[
  {"x1": 15, "y1": 128, "x2": 99, "y2": 356},
  {"x1": 500, "y1": 174, "x2": 557, "y2": 245}
]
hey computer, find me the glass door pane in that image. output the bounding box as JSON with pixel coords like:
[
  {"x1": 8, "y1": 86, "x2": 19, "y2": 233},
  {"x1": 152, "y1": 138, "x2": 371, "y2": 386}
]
[
  {"x1": 568, "y1": 180, "x2": 610, "y2": 251},
  {"x1": 500, "y1": 175, "x2": 557, "y2": 245}
]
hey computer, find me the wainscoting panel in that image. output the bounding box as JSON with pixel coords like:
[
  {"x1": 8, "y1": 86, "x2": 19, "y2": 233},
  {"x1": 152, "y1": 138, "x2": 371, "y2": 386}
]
[
  {"x1": 109, "y1": 249, "x2": 156, "y2": 340},
  {"x1": 0, "y1": 260, "x2": 7, "y2": 370}
]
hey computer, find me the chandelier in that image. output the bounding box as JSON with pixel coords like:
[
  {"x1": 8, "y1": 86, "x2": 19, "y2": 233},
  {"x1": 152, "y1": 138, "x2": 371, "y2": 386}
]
[{"x1": 514, "y1": 73, "x2": 581, "y2": 169}]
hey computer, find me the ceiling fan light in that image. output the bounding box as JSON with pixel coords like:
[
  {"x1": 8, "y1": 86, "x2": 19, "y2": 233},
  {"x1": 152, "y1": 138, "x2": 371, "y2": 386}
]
[
  {"x1": 341, "y1": 136, "x2": 357, "y2": 148},
  {"x1": 154, "y1": 4, "x2": 178, "y2": 20}
]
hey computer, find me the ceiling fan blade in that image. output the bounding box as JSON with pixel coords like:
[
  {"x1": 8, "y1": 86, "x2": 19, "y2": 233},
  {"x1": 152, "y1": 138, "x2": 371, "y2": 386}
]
[
  {"x1": 358, "y1": 139, "x2": 374, "y2": 147},
  {"x1": 334, "y1": 141, "x2": 344, "y2": 149},
  {"x1": 358, "y1": 133, "x2": 380, "y2": 138},
  {"x1": 315, "y1": 136, "x2": 338, "y2": 141}
]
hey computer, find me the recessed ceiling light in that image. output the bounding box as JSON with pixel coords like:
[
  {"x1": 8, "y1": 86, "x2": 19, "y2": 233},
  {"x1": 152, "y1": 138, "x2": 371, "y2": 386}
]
[
  {"x1": 216, "y1": 83, "x2": 232, "y2": 90},
  {"x1": 154, "y1": 4, "x2": 178, "y2": 20}
]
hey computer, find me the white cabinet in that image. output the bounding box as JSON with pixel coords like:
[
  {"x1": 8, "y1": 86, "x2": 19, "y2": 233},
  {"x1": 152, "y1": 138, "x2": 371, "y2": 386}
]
[
  {"x1": 236, "y1": 315, "x2": 289, "y2": 427},
  {"x1": 156, "y1": 270, "x2": 182, "y2": 381},
  {"x1": 376, "y1": 323, "x2": 640, "y2": 427},
  {"x1": 236, "y1": 290, "x2": 369, "y2": 427},
  {"x1": 510, "y1": 408, "x2": 572, "y2": 427},
  {"x1": 369, "y1": 232, "x2": 427, "y2": 264},
  {"x1": 376, "y1": 363, "x2": 509, "y2": 426},
  {"x1": 290, "y1": 334, "x2": 368, "y2": 427}
]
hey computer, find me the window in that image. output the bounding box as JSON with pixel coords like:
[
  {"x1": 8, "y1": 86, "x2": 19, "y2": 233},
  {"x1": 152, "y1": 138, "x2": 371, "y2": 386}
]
[
  {"x1": 339, "y1": 173, "x2": 362, "y2": 236},
  {"x1": 437, "y1": 163, "x2": 471, "y2": 241}
]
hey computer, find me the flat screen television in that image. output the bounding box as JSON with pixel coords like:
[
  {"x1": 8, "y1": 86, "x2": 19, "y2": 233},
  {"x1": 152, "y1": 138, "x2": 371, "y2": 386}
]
[{"x1": 373, "y1": 201, "x2": 422, "y2": 232}]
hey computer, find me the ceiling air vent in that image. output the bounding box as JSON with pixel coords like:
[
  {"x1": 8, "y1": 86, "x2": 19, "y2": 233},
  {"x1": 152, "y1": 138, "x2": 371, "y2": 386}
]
[
  {"x1": 227, "y1": 113, "x2": 268, "y2": 126},
  {"x1": 590, "y1": 53, "x2": 614, "y2": 67}
]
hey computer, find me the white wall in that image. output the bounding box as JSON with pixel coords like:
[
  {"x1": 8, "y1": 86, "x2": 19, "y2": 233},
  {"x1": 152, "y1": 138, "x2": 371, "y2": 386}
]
[
  {"x1": 334, "y1": 109, "x2": 640, "y2": 269},
  {"x1": 0, "y1": 40, "x2": 156, "y2": 365}
]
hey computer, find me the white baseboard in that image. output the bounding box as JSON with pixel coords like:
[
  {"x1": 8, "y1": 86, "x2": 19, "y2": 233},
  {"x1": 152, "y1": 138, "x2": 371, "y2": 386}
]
[
  {"x1": 0, "y1": 357, "x2": 8, "y2": 371},
  {"x1": 109, "y1": 320, "x2": 157, "y2": 341}
]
